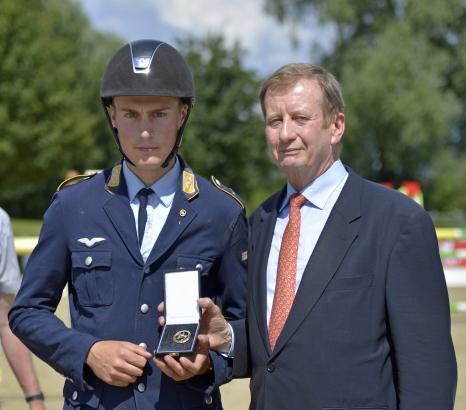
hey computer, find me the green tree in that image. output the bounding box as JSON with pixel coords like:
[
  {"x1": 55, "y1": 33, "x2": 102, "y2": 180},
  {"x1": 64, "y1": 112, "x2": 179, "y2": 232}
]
[
  {"x1": 264, "y1": 0, "x2": 466, "y2": 211},
  {"x1": 177, "y1": 35, "x2": 283, "y2": 211},
  {"x1": 0, "y1": 0, "x2": 121, "y2": 217}
]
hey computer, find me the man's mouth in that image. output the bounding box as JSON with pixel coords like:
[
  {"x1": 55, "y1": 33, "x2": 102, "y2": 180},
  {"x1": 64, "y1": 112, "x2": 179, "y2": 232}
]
[
  {"x1": 137, "y1": 147, "x2": 158, "y2": 152},
  {"x1": 279, "y1": 147, "x2": 301, "y2": 154}
]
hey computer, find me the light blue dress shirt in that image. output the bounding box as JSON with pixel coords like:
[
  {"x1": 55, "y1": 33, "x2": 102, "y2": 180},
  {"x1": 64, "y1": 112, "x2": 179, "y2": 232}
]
[
  {"x1": 123, "y1": 159, "x2": 181, "y2": 263},
  {"x1": 266, "y1": 160, "x2": 349, "y2": 325}
]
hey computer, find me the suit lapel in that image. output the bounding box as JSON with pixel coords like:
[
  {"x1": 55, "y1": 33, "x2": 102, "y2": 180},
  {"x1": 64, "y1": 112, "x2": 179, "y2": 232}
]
[
  {"x1": 271, "y1": 169, "x2": 362, "y2": 357},
  {"x1": 251, "y1": 189, "x2": 285, "y2": 355},
  {"x1": 102, "y1": 165, "x2": 143, "y2": 265}
]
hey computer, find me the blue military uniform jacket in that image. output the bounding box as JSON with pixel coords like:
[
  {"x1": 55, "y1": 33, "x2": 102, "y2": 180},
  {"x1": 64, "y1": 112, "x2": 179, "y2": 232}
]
[{"x1": 10, "y1": 157, "x2": 247, "y2": 409}]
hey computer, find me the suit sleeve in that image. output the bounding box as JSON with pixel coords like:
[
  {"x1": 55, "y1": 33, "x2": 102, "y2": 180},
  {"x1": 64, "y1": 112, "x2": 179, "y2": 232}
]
[
  {"x1": 9, "y1": 196, "x2": 99, "y2": 390},
  {"x1": 386, "y1": 208, "x2": 457, "y2": 409},
  {"x1": 230, "y1": 318, "x2": 249, "y2": 378}
]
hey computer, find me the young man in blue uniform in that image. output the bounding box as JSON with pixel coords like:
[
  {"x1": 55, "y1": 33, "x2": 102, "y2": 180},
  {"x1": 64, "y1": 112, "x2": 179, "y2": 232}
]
[{"x1": 9, "y1": 40, "x2": 247, "y2": 409}]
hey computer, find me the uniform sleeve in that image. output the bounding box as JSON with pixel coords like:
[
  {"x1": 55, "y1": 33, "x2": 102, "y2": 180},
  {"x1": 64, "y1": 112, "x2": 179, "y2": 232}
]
[
  {"x1": 230, "y1": 212, "x2": 254, "y2": 378},
  {"x1": 187, "y1": 208, "x2": 248, "y2": 392},
  {"x1": 215, "y1": 209, "x2": 248, "y2": 321},
  {"x1": 386, "y1": 208, "x2": 457, "y2": 409},
  {"x1": 9, "y1": 197, "x2": 99, "y2": 390}
]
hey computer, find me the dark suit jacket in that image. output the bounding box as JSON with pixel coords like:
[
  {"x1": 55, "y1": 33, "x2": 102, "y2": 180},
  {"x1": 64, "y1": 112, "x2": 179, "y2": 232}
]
[
  {"x1": 232, "y1": 167, "x2": 456, "y2": 410},
  {"x1": 10, "y1": 158, "x2": 247, "y2": 410}
]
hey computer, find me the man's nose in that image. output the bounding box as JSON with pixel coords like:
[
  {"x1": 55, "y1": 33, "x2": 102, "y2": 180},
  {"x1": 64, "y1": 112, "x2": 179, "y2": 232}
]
[
  {"x1": 279, "y1": 118, "x2": 295, "y2": 142},
  {"x1": 140, "y1": 119, "x2": 153, "y2": 138},
  {"x1": 140, "y1": 129, "x2": 151, "y2": 138}
]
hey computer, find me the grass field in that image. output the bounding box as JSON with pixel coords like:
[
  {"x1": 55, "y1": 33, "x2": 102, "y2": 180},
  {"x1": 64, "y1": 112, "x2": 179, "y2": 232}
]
[
  {"x1": 1, "y1": 287, "x2": 465, "y2": 410},
  {"x1": 11, "y1": 219, "x2": 42, "y2": 237}
]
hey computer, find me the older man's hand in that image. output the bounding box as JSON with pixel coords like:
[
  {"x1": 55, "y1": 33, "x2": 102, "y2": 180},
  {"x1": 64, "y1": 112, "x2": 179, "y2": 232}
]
[{"x1": 157, "y1": 298, "x2": 232, "y2": 353}]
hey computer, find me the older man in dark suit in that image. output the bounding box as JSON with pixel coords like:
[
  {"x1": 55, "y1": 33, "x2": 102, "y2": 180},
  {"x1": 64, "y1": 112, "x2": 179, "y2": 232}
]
[{"x1": 199, "y1": 63, "x2": 457, "y2": 410}]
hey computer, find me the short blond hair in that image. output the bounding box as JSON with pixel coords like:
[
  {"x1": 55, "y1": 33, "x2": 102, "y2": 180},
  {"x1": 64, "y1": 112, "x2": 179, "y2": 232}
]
[{"x1": 259, "y1": 63, "x2": 345, "y2": 127}]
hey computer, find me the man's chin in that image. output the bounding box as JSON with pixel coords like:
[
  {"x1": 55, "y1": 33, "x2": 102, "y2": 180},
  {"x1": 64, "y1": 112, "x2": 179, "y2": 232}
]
[
  {"x1": 278, "y1": 159, "x2": 303, "y2": 171},
  {"x1": 136, "y1": 158, "x2": 164, "y2": 169}
]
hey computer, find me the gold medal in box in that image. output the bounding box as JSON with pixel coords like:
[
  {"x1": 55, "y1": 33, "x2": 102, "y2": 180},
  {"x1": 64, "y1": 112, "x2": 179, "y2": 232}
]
[{"x1": 155, "y1": 269, "x2": 200, "y2": 357}]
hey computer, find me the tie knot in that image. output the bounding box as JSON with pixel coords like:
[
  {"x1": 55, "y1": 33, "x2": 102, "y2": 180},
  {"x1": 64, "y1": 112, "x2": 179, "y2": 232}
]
[
  {"x1": 290, "y1": 193, "x2": 305, "y2": 209},
  {"x1": 138, "y1": 187, "x2": 153, "y2": 199}
]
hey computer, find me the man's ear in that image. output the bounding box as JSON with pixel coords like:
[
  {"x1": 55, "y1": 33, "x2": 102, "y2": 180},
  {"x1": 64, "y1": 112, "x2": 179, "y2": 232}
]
[
  {"x1": 179, "y1": 104, "x2": 189, "y2": 127},
  {"x1": 330, "y1": 112, "x2": 345, "y2": 145},
  {"x1": 108, "y1": 104, "x2": 117, "y2": 128}
]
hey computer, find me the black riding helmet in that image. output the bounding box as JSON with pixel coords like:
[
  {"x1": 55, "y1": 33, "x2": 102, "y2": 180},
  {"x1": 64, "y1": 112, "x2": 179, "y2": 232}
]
[{"x1": 100, "y1": 39, "x2": 195, "y2": 167}]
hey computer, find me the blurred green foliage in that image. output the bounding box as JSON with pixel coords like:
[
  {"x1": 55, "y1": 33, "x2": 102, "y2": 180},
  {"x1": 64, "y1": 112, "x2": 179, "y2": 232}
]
[
  {"x1": 178, "y1": 35, "x2": 284, "y2": 212},
  {"x1": 0, "y1": 0, "x2": 121, "y2": 217},
  {"x1": 264, "y1": 0, "x2": 466, "y2": 211},
  {"x1": 0, "y1": 1, "x2": 281, "y2": 218},
  {"x1": 3, "y1": 0, "x2": 465, "y2": 219}
]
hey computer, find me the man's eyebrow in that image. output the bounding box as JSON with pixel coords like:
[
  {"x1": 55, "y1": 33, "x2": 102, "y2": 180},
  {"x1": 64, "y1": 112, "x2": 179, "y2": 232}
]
[
  {"x1": 117, "y1": 106, "x2": 172, "y2": 112},
  {"x1": 150, "y1": 106, "x2": 172, "y2": 111}
]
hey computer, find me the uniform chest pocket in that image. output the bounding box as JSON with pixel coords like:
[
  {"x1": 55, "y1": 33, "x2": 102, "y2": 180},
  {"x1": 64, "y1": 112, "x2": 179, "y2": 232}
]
[
  {"x1": 71, "y1": 250, "x2": 114, "y2": 307},
  {"x1": 176, "y1": 255, "x2": 214, "y2": 276}
]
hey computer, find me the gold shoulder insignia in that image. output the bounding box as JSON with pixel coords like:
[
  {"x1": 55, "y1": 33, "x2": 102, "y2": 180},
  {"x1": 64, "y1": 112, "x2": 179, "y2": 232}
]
[
  {"x1": 211, "y1": 176, "x2": 245, "y2": 209},
  {"x1": 57, "y1": 173, "x2": 96, "y2": 192}
]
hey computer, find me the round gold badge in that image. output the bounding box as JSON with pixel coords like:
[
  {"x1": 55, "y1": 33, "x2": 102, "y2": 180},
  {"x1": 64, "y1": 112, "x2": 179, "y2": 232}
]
[{"x1": 173, "y1": 330, "x2": 191, "y2": 344}]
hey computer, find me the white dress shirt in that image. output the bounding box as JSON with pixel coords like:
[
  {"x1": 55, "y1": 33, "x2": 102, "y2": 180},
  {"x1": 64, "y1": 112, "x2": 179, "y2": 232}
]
[
  {"x1": 266, "y1": 160, "x2": 348, "y2": 324},
  {"x1": 123, "y1": 159, "x2": 180, "y2": 263}
]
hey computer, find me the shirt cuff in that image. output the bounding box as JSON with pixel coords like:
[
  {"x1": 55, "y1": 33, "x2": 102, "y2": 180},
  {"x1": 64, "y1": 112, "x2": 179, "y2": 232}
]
[{"x1": 219, "y1": 322, "x2": 235, "y2": 358}]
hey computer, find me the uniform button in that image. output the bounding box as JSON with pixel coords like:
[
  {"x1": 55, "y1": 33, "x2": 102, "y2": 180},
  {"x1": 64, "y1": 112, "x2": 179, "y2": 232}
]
[
  {"x1": 195, "y1": 263, "x2": 203, "y2": 271},
  {"x1": 72, "y1": 391, "x2": 78, "y2": 400},
  {"x1": 137, "y1": 382, "x2": 146, "y2": 392},
  {"x1": 139, "y1": 342, "x2": 147, "y2": 349},
  {"x1": 204, "y1": 395, "x2": 213, "y2": 405},
  {"x1": 140, "y1": 304, "x2": 149, "y2": 313},
  {"x1": 267, "y1": 363, "x2": 275, "y2": 372},
  {"x1": 144, "y1": 267, "x2": 150, "y2": 274},
  {"x1": 84, "y1": 256, "x2": 92, "y2": 266}
]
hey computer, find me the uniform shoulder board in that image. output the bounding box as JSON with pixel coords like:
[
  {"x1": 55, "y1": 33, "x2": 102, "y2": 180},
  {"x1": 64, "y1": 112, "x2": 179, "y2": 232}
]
[
  {"x1": 56, "y1": 173, "x2": 96, "y2": 192},
  {"x1": 211, "y1": 176, "x2": 245, "y2": 209}
]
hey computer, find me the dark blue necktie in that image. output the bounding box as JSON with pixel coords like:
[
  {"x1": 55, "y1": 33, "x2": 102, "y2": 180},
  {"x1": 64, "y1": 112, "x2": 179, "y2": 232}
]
[{"x1": 137, "y1": 188, "x2": 153, "y2": 247}]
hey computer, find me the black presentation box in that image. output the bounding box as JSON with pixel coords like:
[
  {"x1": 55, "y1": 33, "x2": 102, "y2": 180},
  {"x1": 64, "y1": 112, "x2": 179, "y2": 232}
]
[{"x1": 155, "y1": 269, "x2": 200, "y2": 357}]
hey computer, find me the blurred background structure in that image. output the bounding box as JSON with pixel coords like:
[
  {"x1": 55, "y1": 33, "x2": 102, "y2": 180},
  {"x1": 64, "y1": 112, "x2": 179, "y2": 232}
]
[{"x1": 1, "y1": 0, "x2": 466, "y2": 408}]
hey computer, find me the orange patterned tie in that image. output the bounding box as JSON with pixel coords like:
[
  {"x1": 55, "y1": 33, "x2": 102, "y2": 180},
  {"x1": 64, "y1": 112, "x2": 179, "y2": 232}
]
[{"x1": 269, "y1": 193, "x2": 306, "y2": 351}]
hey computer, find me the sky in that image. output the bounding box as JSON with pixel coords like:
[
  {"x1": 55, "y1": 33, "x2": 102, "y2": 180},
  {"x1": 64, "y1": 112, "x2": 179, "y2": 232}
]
[{"x1": 76, "y1": 0, "x2": 334, "y2": 76}]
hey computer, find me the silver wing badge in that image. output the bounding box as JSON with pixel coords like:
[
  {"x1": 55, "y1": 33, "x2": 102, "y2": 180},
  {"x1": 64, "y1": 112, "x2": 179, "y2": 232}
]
[{"x1": 77, "y1": 237, "x2": 106, "y2": 248}]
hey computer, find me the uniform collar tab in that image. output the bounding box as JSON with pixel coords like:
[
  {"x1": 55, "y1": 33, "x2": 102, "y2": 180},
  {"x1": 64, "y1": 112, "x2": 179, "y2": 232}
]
[
  {"x1": 105, "y1": 163, "x2": 122, "y2": 195},
  {"x1": 182, "y1": 166, "x2": 199, "y2": 201}
]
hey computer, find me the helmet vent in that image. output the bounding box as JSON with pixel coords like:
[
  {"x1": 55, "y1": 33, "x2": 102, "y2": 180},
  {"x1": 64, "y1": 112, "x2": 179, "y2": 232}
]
[{"x1": 130, "y1": 40, "x2": 163, "y2": 74}]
